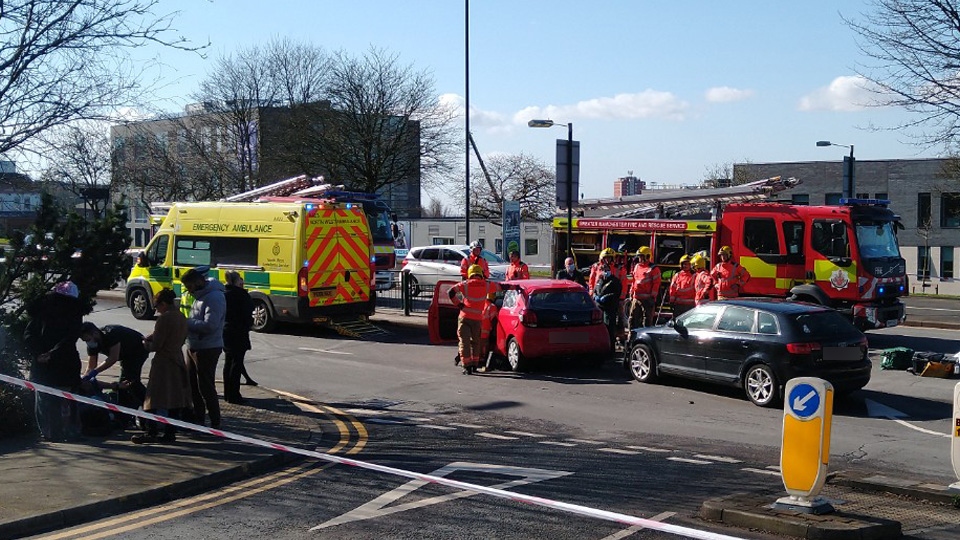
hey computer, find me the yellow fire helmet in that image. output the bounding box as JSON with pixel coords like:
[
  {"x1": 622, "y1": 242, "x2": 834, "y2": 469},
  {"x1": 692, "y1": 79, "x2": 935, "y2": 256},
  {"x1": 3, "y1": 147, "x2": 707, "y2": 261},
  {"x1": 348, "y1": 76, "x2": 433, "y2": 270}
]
[
  {"x1": 690, "y1": 254, "x2": 705, "y2": 270},
  {"x1": 679, "y1": 254, "x2": 691, "y2": 265},
  {"x1": 718, "y1": 245, "x2": 733, "y2": 256},
  {"x1": 600, "y1": 248, "x2": 616, "y2": 260},
  {"x1": 636, "y1": 246, "x2": 652, "y2": 257},
  {"x1": 467, "y1": 264, "x2": 485, "y2": 278}
]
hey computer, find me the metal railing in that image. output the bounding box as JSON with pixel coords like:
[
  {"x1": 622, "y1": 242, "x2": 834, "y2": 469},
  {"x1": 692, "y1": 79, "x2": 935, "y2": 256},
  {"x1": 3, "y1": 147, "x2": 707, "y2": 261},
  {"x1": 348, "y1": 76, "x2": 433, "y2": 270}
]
[{"x1": 375, "y1": 270, "x2": 433, "y2": 314}]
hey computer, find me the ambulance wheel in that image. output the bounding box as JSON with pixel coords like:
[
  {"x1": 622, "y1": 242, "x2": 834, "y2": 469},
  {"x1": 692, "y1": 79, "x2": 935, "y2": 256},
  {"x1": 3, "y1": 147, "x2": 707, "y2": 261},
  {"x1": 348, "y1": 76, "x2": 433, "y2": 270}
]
[
  {"x1": 744, "y1": 363, "x2": 780, "y2": 408},
  {"x1": 506, "y1": 337, "x2": 527, "y2": 372},
  {"x1": 251, "y1": 298, "x2": 276, "y2": 333},
  {"x1": 628, "y1": 343, "x2": 658, "y2": 383},
  {"x1": 129, "y1": 288, "x2": 155, "y2": 320}
]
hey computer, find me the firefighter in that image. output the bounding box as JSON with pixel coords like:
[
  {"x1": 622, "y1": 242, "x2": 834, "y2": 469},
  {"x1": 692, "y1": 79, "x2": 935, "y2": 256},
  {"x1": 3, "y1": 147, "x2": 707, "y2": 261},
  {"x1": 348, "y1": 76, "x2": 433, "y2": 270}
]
[
  {"x1": 505, "y1": 250, "x2": 530, "y2": 280},
  {"x1": 692, "y1": 254, "x2": 716, "y2": 305},
  {"x1": 459, "y1": 241, "x2": 490, "y2": 279},
  {"x1": 477, "y1": 292, "x2": 500, "y2": 373},
  {"x1": 627, "y1": 246, "x2": 661, "y2": 328},
  {"x1": 613, "y1": 243, "x2": 631, "y2": 333},
  {"x1": 588, "y1": 248, "x2": 617, "y2": 292},
  {"x1": 711, "y1": 246, "x2": 750, "y2": 300},
  {"x1": 592, "y1": 261, "x2": 622, "y2": 350},
  {"x1": 449, "y1": 264, "x2": 502, "y2": 374},
  {"x1": 669, "y1": 254, "x2": 696, "y2": 317}
]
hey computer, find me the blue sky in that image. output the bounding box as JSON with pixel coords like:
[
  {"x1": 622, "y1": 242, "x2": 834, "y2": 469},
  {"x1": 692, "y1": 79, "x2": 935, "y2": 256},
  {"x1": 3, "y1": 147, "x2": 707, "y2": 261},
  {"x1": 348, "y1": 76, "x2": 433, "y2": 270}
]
[{"x1": 142, "y1": 0, "x2": 941, "y2": 202}]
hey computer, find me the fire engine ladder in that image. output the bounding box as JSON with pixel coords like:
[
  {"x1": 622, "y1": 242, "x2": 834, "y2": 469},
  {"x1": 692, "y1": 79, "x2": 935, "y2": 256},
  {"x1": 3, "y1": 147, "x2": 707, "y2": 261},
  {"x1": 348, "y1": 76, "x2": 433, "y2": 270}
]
[
  {"x1": 224, "y1": 175, "x2": 326, "y2": 202},
  {"x1": 315, "y1": 315, "x2": 391, "y2": 339},
  {"x1": 603, "y1": 176, "x2": 801, "y2": 218}
]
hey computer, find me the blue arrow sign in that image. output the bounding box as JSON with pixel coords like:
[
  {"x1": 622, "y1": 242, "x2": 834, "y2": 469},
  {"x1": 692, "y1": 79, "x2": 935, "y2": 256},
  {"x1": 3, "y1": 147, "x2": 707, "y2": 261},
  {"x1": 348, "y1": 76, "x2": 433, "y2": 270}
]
[{"x1": 788, "y1": 383, "x2": 821, "y2": 419}]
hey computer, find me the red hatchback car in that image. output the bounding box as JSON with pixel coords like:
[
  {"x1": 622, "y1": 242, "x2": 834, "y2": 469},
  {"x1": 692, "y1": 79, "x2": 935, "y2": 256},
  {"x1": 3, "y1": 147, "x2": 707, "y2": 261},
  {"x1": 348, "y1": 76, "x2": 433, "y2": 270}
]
[{"x1": 493, "y1": 279, "x2": 610, "y2": 371}]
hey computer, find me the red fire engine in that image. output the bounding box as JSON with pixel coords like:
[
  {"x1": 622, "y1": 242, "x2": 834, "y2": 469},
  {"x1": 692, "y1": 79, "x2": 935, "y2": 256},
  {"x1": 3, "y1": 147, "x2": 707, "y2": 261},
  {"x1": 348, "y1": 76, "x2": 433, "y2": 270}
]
[{"x1": 554, "y1": 198, "x2": 906, "y2": 330}]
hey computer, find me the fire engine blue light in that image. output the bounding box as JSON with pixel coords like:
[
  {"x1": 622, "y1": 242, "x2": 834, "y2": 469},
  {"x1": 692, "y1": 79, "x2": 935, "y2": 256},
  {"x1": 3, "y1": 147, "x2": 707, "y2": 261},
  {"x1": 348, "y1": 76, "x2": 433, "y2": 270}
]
[
  {"x1": 345, "y1": 203, "x2": 354, "y2": 210},
  {"x1": 899, "y1": 285, "x2": 905, "y2": 292},
  {"x1": 878, "y1": 286, "x2": 885, "y2": 294},
  {"x1": 305, "y1": 203, "x2": 315, "y2": 211}
]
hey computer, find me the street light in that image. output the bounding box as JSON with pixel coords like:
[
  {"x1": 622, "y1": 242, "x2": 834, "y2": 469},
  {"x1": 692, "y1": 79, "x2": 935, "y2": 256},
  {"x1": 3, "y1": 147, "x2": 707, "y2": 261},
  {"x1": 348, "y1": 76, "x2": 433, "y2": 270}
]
[
  {"x1": 816, "y1": 140, "x2": 855, "y2": 200},
  {"x1": 528, "y1": 119, "x2": 575, "y2": 260}
]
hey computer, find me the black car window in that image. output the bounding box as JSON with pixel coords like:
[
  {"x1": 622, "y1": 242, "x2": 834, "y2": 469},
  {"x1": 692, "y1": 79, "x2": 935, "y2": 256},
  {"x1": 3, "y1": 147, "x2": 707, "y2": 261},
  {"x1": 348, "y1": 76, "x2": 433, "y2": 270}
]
[
  {"x1": 529, "y1": 290, "x2": 591, "y2": 309},
  {"x1": 789, "y1": 310, "x2": 857, "y2": 338},
  {"x1": 758, "y1": 311, "x2": 779, "y2": 335},
  {"x1": 680, "y1": 304, "x2": 722, "y2": 330},
  {"x1": 420, "y1": 248, "x2": 440, "y2": 261},
  {"x1": 442, "y1": 249, "x2": 464, "y2": 263},
  {"x1": 717, "y1": 306, "x2": 756, "y2": 333}
]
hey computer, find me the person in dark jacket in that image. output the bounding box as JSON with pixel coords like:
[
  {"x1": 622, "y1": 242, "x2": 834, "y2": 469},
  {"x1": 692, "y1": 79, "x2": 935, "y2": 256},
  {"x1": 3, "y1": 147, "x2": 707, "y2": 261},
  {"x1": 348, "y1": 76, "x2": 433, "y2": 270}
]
[
  {"x1": 182, "y1": 266, "x2": 226, "y2": 428},
  {"x1": 556, "y1": 256, "x2": 587, "y2": 288},
  {"x1": 222, "y1": 271, "x2": 254, "y2": 404},
  {"x1": 24, "y1": 281, "x2": 84, "y2": 441},
  {"x1": 79, "y1": 323, "x2": 149, "y2": 417},
  {"x1": 592, "y1": 265, "x2": 622, "y2": 350}
]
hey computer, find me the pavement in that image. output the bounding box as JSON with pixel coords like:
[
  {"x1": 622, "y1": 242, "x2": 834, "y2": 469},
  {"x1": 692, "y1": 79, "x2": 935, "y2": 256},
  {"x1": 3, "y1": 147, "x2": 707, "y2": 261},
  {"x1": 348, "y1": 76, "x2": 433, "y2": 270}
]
[{"x1": 0, "y1": 294, "x2": 959, "y2": 539}]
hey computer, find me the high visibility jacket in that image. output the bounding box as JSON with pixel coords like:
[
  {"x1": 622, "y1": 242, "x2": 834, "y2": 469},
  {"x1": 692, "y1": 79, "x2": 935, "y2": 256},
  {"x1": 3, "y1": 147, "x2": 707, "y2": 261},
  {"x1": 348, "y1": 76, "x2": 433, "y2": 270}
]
[
  {"x1": 694, "y1": 270, "x2": 715, "y2": 305},
  {"x1": 506, "y1": 261, "x2": 529, "y2": 280},
  {"x1": 480, "y1": 302, "x2": 499, "y2": 339},
  {"x1": 711, "y1": 261, "x2": 750, "y2": 299},
  {"x1": 630, "y1": 262, "x2": 661, "y2": 300},
  {"x1": 459, "y1": 255, "x2": 490, "y2": 279},
  {"x1": 614, "y1": 261, "x2": 629, "y2": 300},
  {"x1": 588, "y1": 262, "x2": 605, "y2": 292},
  {"x1": 669, "y1": 269, "x2": 696, "y2": 306},
  {"x1": 450, "y1": 278, "x2": 500, "y2": 320}
]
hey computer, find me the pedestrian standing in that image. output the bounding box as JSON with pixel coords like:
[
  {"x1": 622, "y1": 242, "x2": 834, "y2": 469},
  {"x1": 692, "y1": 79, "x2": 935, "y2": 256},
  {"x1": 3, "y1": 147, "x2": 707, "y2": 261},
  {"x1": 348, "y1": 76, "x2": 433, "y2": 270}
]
[
  {"x1": 668, "y1": 255, "x2": 697, "y2": 318},
  {"x1": 134, "y1": 288, "x2": 192, "y2": 444},
  {"x1": 222, "y1": 271, "x2": 254, "y2": 405},
  {"x1": 182, "y1": 266, "x2": 226, "y2": 428},
  {"x1": 24, "y1": 281, "x2": 83, "y2": 441},
  {"x1": 711, "y1": 246, "x2": 750, "y2": 300},
  {"x1": 556, "y1": 257, "x2": 587, "y2": 288},
  {"x1": 505, "y1": 250, "x2": 530, "y2": 280}
]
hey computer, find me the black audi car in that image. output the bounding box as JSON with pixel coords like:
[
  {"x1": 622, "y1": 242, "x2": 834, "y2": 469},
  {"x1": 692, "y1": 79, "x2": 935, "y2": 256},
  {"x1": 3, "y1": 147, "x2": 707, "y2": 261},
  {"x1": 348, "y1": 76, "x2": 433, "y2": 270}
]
[{"x1": 624, "y1": 298, "x2": 871, "y2": 407}]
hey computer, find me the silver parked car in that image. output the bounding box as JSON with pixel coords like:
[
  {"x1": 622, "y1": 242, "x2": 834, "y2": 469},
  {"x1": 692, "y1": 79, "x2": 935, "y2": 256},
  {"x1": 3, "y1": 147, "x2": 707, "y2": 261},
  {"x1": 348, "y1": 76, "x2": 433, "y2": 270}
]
[{"x1": 401, "y1": 244, "x2": 508, "y2": 296}]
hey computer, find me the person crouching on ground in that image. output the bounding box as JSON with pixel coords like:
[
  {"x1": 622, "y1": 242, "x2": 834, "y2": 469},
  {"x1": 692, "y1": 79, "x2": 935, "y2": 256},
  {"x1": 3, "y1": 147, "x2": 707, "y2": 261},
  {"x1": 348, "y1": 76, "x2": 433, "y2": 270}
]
[{"x1": 135, "y1": 288, "x2": 192, "y2": 444}]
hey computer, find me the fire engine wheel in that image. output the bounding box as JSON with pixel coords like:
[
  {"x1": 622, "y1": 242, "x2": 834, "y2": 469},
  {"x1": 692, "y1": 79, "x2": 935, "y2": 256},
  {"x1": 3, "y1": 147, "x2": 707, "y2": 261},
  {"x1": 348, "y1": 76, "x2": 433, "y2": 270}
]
[
  {"x1": 744, "y1": 363, "x2": 780, "y2": 408},
  {"x1": 251, "y1": 298, "x2": 276, "y2": 333},
  {"x1": 628, "y1": 343, "x2": 658, "y2": 383},
  {"x1": 506, "y1": 337, "x2": 527, "y2": 372},
  {"x1": 129, "y1": 288, "x2": 155, "y2": 320}
]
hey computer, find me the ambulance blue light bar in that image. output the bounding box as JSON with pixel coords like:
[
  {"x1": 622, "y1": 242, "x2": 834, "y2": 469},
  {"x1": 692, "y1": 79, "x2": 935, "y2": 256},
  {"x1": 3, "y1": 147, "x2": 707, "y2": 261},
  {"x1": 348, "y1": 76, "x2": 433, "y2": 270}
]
[{"x1": 840, "y1": 198, "x2": 890, "y2": 207}]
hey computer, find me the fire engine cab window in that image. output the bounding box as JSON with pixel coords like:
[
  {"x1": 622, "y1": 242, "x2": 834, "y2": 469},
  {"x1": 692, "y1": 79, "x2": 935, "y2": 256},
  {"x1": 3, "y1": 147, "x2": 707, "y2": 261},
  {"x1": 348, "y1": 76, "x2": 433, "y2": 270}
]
[
  {"x1": 812, "y1": 221, "x2": 849, "y2": 258},
  {"x1": 743, "y1": 219, "x2": 779, "y2": 255}
]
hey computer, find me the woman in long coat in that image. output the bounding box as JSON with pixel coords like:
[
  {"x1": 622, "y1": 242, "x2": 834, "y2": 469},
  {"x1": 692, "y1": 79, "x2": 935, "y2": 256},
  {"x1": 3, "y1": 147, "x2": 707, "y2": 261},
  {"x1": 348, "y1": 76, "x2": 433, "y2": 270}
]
[{"x1": 134, "y1": 288, "x2": 191, "y2": 444}]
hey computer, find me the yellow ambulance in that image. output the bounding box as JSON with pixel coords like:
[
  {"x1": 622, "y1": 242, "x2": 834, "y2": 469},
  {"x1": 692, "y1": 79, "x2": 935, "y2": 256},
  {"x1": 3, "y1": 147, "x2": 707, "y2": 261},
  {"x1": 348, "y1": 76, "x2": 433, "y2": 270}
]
[{"x1": 125, "y1": 200, "x2": 376, "y2": 331}]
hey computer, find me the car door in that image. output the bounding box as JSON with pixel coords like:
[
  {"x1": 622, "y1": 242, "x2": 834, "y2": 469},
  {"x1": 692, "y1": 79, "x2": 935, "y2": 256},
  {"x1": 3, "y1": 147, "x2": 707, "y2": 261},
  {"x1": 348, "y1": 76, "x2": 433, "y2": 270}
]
[
  {"x1": 656, "y1": 304, "x2": 721, "y2": 375},
  {"x1": 439, "y1": 248, "x2": 466, "y2": 281},
  {"x1": 704, "y1": 305, "x2": 758, "y2": 383},
  {"x1": 415, "y1": 247, "x2": 442, "y2": 285}
]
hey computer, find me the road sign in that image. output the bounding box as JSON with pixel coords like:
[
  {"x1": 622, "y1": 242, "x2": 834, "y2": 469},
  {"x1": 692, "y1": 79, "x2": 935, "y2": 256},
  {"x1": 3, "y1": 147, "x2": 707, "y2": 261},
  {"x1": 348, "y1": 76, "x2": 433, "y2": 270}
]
[
  {"x1": 780, "y1": 377, "x2": 834, "y2": 505},
  {"x1": 951, "y1": 383, "x2": 960, "y2": 492}
]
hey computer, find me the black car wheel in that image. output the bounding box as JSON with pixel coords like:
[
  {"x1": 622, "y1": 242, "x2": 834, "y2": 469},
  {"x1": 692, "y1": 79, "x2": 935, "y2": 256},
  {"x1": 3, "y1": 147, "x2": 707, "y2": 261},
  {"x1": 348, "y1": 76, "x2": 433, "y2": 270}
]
[
  {"x1": 628, "y1": 343, "x2": 658, "y2": 383},
  {"x1": 506, "y1": 337, "x2": 527, "y2": 372},
  {"x1": 251, "y1": 298, "x2": 276, "y2": 333},
  {"x1": 128, "y1": 288, "x2": 155, "y2": 320},
  {"x1": 406, "y1": 274, "x2": 421, "y2": 297},
  {"x1": 744, "y1": 363, "x2": 779, "y2": 407}
]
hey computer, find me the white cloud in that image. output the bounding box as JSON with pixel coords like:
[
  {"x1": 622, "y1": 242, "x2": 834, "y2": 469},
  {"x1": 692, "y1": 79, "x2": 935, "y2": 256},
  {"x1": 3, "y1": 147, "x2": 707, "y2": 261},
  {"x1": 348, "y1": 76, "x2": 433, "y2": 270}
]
[
  {"x1": 438, "y1": 92, "x2": 511, "y2": 131},
  {"x1": 512, "y1": 90, "x2": 690, "y2": 125},
  {"x1": 798, "y1": 75, "x2": 882, "y2": 112},
  {"x1": 704, "y1": 86, "x2": 754, "y2": 103}
]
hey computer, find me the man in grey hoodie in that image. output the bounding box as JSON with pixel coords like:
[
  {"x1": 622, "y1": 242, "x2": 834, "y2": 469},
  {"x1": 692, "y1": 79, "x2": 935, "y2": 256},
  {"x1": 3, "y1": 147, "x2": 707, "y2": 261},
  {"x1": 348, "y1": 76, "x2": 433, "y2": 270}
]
[{"x1": 181, "y1": 266, "x2": 226, "y2": 428}]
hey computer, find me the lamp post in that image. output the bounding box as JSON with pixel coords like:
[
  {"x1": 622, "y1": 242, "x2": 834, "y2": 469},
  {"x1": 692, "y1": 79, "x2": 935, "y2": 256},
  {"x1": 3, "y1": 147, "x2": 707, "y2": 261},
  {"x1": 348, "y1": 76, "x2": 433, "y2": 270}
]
[
  {"x1": 528, "y1": 119, "x2": 575, "y2": 259},
  {"x1": 816, "y1": 140, "x2": 855, "y2": 200}
]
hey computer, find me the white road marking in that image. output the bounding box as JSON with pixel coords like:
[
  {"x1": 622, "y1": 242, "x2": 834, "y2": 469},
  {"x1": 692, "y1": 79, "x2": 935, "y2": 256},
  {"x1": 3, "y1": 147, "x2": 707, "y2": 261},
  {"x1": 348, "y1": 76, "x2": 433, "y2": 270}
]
[
  {"x1": 599, "y1": 448, "x2": 640, "y2": 455},
  {"x1": 538, "y1": 440, "x2": 577, "y2": 447},
  {"x1": 312, "y1": 462, "x2": 573, "y2": 530},
  {"x1": 668, "y1": 457, "x2": 712, "y2": 465},
  {"x1": 694, "y1": 454, "x2": 742, "y2": 463},
  {"x1": 765, "y1": 465, "x2": 781, "y2": 471},
  {"x1": 405, "y1": 417, "x2": 434, "y2": 422},
  {"x1": 298, "y1": 347, "x2": 353, "y2": 355},
  {"x1": 344, "y1": 408, "x2": 388, "y2": 416},
  {"x1": 625, "y1": 445, "x2": 673, "y2": 453},
  {"x1": 599, "y1": 511, "x2": 677, "y2": 540},
  {"x1": 476, "y1": 432, "x2": 519, "y2": 440},
  {"x1": 504, "y1": 430, "x2": 545, "y2": 438},
  {"x1": 366, "y1": 418, "x2": 406, "y2": 425},
  {"x1": 907, "y1": 306, "x2": 960, "y2": 312},
  {"x1": 864, "y1": 398, "x2": 951, "y2": 438},
  {"x1": 743, "y1": 467, "x2": 781, "y2": 476},
  {"x1": 566, "y1": 438, "x2": 605, "y2": 445},
  {"x1": 416, "y1": 424, "x2": 456, "y2": 430},
  {"x1": 448, "y1": 422, "x2": 485, "y2": 429}
]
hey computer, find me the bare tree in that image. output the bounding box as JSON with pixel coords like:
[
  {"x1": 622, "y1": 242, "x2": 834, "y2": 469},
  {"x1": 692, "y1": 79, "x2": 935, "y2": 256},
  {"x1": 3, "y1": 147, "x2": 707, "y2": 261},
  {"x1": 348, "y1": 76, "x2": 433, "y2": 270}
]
[
  {"x1": 35, "y1": 122, "x2": 112, "y2": 214},
  {"x1": 701, "y1": 160, "x2": 757, "y2": 187},
  {"x1": 422, "y1": 198, "x2": 449, "y2": 218},
  {"x1": 457, "y1": 153, "x2": 556, "y2": 220},
  {"x1": 846, "y1": 0, "x2": 960, "y2": 146},
  {"x1": 0, "y1": 1, "x2": 201, "y2": 156}
]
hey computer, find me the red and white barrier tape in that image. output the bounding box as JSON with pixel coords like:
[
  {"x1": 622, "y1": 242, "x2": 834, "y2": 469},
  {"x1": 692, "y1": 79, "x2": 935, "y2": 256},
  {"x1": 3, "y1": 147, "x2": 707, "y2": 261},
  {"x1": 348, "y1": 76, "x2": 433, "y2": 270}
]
[{"x1": 0, "y1": 373, "x2": 743, "y2": 540}]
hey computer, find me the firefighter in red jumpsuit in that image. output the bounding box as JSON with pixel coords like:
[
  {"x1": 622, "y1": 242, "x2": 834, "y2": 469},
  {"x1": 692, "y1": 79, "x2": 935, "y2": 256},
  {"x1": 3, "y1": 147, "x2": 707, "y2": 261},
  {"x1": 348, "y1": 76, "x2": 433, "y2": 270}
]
[
  {"x1": 505, "y1": 250, "x2": 530, "y2": 280},
  {"x1": 627, "y1": 246, "x2": 661, "y2": 328},
  {"x1": 711, "y1": 246, "x2": 750, "y2": 300},
  {"x1": 459, "y1": 241, "x2": 490, "y2": 279},
  {"x1": 692, "y1": 254, "x2": 716, "y2": 306},
  {"x1": 478, "y1": 292, "x2": 499, "y2": 372},
  {"x1": 449, "y1": 264, "x2": 502, "y2": 374},
  {"x1": 588, "y1": 248, "x2": 616, "y2": 293},
  {"x1": 668, "y1": 254, "x2": 696, "y2": 318}
]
